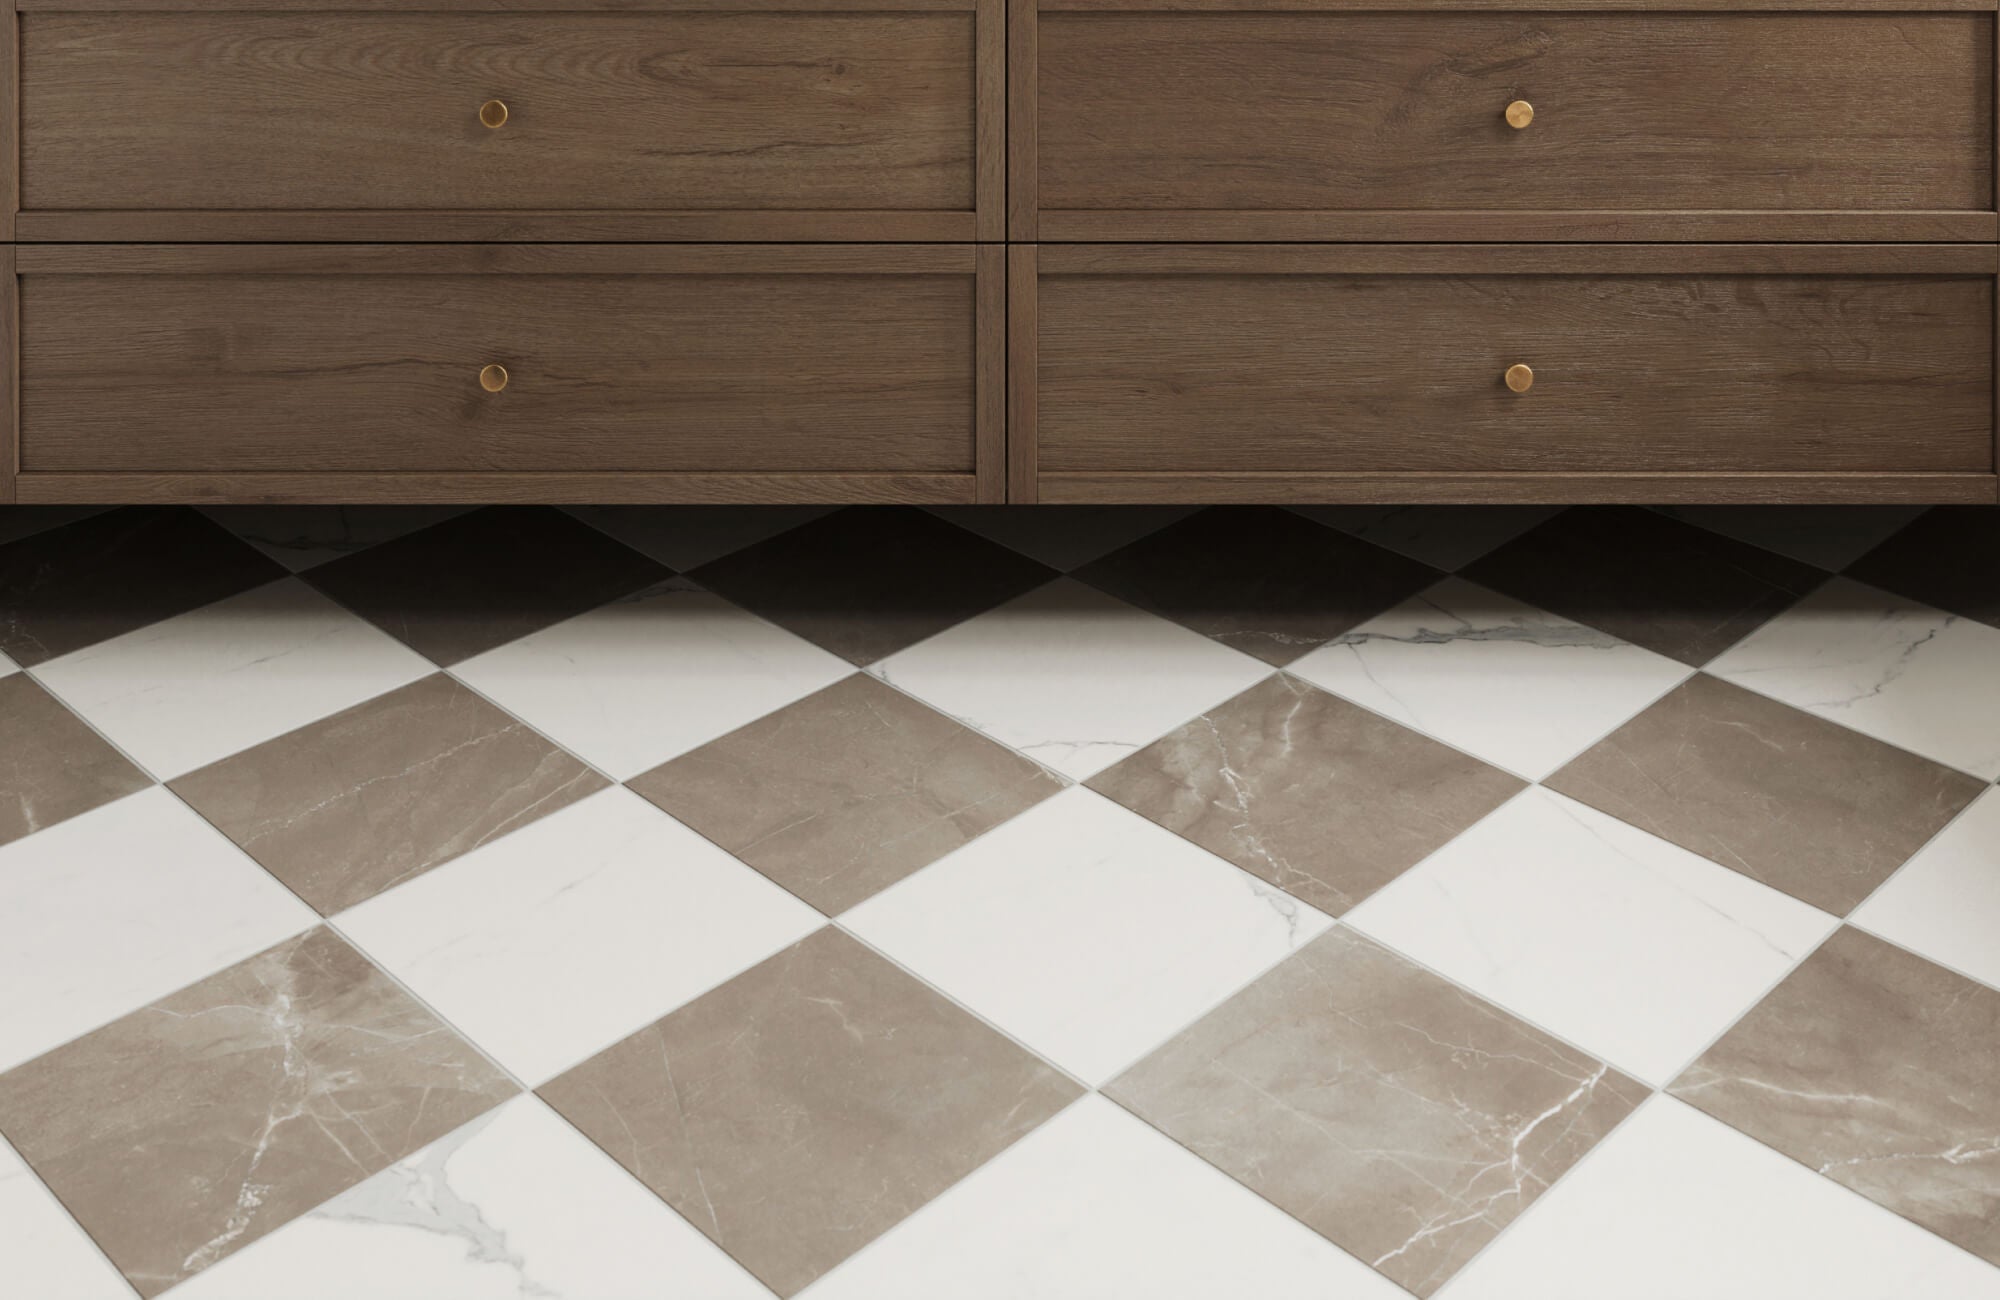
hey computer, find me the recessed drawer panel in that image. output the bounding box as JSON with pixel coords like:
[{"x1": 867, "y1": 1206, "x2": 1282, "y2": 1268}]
[
  {"x1": 18, "y1": 247, "x2": 984, "y2": 479},
  {"x1": 22, "y1": 11, "x2": 977, "y2": 219},
  {"x1": 1030, "y1": 247, "x2": 1995, "y2": 483},
  {"x1": 1037, "y1": 12, "x2": 1993, "y2": 221}
]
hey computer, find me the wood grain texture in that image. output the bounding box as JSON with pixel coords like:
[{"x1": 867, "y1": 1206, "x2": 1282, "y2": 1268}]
[
  {"x1": 1008, "y1": 0, "x2": 1038, "y2": 239},
  {"x1": 1036, "y1": 210, "x2": 2000, "y2": 243},
  {"x1": 1030, "y1": 254, "x2": 1996, "y2": 478},
  {"x1": 1034, "y1": 243, "x2": 2000, "y2": 275},
  {"x1": 976, "y1": 245, "x2": 1005, "y2": 501},
  {"x1": 13, "y1": 209, "x2": 981, "y2": 243},
  {"x1": 20, "y1": 252, "x2": 983, "y2": 476},
  {"x1": 11, "y1": 473, "x2": 980, "y2": 503},
  {"x1": 23, "y1": 11, "x2": 976, "y2": 213},
  {"x1": 14, "y1": 243, "x2": 979, "y2": 274},
  {"x1": 1034, "y1": 473, "x2": 2000, "y2": 504},
  {"x1": 1038, "y1": 12, "x2": 1995, "y2": 215},
  {"x1": 1, "y1": 248, "x2": 16, "y2": 504},
  {"x1": 1007, "y1": 245, "x2": 1039, "y2": 501}
]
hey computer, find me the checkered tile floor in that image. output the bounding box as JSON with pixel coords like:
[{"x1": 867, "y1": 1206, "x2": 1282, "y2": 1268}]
[{"x1": 3, "y1": 501, "x2": 1998, "y2": 1300}]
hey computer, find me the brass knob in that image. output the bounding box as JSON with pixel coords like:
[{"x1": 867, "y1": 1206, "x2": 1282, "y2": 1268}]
[
  {"x1": 479, "y1": 99, "x2": 509, "y2": 129},
  {"x1": 479, "y1": 364, "x2": 509, "y2": 393},
  {"x1": 1505, "y1": 99, "x2": 1534, "y2": 129},
  {"x1": 1504, "y1": 363, "x2": 1534, "y2": 393}
]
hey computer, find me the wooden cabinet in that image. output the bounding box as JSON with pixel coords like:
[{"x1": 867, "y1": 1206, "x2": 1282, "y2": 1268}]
[
  {"x1": 1009, "y1": 245, "x2": 2000, "y2": 503},
  {"x1": 1022, "y1": 9, "x2": 1997, "y2": 242},
  {"x1": 10, "y1": 245, "x2": 1004, "y2": 503},
  {"x1": 0, "y1": 0, "x2": 1994, "y2": 506}
]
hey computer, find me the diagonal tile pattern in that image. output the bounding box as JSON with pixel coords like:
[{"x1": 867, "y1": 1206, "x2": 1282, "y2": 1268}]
[
  {"x1": 1107, "y1": 926, "x2": 1650, "y2": 1297},
  {"x1": 539, "y1": 926, "x2": 1081, "y2": 1297},
  {"x1": 0, "y1": 927, "x2": 517, "y2": 1297},
  {"x1": 631, "y1": 672, "x2": 1062, "y2": 913},
  {"x1": 0, "y1": 501, "x2": 1998, "y2": 1300}
]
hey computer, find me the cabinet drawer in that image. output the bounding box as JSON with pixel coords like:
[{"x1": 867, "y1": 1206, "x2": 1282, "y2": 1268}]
[
  {"x1": 13, "y1": 246, "x2": 1002, "y2": 502},
  {"x1": 1015, "y1": 246, "x2": 1998, "y2": 503},
  {"x1": 18, "y1": 5, "x2": 999, "y2": 242},
  {"x1": 1027, "y1": 10, "x2": 1995, "y2": 241}
]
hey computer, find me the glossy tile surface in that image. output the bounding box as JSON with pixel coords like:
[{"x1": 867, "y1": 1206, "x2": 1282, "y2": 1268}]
[
  {"x1": 0, "y1": 506, "x2": 285, "y2": 668},
  {"x1": 1108, "y1": 927, "x2": 1648, "y2": 1297},
  {"x1": 874, "y1": 577, "x2": 1270, "y2": 780},
  {"x1": 1088, "y1": 673, "x2": 1523, "y2": 914},
  {"x1": 1672, "y1": 926, "x2": 2000, "y2": 1267},
  {"x1": 1347, "y1": 787, "x2": 1837, "y2": 1084},
  {"x1": 0, "y1": 672, "x2": 150, "y2": 847},
  {"x1": 305, "y1": 506, "x2": 671, "y2": 666},
  {"x1": 630, "y1": 673, "x2": 1061, "y2": 913},
  {"x1": 3, "y1": 502, "x2": 1998, "y2": 1300},
  {"x1": 1548, "y1": 673, "x2": 1983, "y2": 913},
  {"x1": 691, "y1": 507, "x2": 1058, "y2": 666},
  {"x1": 1074, "y1": 506, "x2": 1441, "y2": 666},
  {"x1": 339, "y1": 788, "x2": 822, "y2": 1085},
  {"x1": 540, "y1": 927, "x2": 1080, "y2": 1296},
  {"x1": 173, "y1": 673, "x2": 607, "y2": 914},
  {"x1": 1708, "y1": 576, "x2": 2000, "y2": 779},
  {"x1": 33, "y1": 578, "x2": 433, "y2": 779},
  {"x1": 1288, "y1": 576, "x2": 1690, "y2": 779},
  {"x1": 0, "y1": 927, "x2": 516, "y2": 1297},
  {"x1": 844, "y1": 787, "x2": 1332, "y2": 1084},
  {"x1": 1462, "y1": 505, "x2": 1825, "y2": 665}
]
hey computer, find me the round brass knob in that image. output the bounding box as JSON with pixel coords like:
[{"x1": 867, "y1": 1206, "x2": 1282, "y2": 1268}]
[
  {"x1": 479, "y1": 99, "x2": 509, "y2": 129},
  {"x1": 1504, "y1": 99, "x2": 1534, "y2": 130},
  {"x1": 1504, "y1": 363, "x2": 1534, "y2": 393},
  {"x1": 479, "y1": 364, "x2": 509, "y2": 393}
]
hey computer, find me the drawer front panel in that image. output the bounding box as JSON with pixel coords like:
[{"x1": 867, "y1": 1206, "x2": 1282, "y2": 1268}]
[
  {"x1": 23, "y1": 12, "x2": 974, "y2": 213},
  {"x1": 1035, "y1": 264, "x2": 1994, "y2": 475},
  {"x1": 1038, "y1": 12, "x2": 1994, "y2": 215},
  {"x1": 20, "y1": 256, "x2": 978, "y2": 475}
]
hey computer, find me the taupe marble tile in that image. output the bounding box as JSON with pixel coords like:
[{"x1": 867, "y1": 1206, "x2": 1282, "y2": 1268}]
[
  {"x1": 171, "y1": 673, "x2": 608, "y2": 914},
  {"x1": 1107, "y1": 927, "x2": 1647, "y2": 1297},
  {"x1": 629, "y1": 673, "x2": 1062, "y2": 913},
  {"x1": 539, "y1": 926, "x2": 1081, "y2": 1296},
  {"x1": 1847, "y1": 505, "x2": 2000, "y2": 630},
  {"x1": 689, "y1": 507, "x2": 1059, "y2": 666},
  {"x1": 0, "y1": 927, "x2": 516, "y2": 1297},
  {"x1": 1073, "y1": 506, "x2": 1442, "y2": 666},
  {"x1": 0, "y1": 673, "x2": 150, "y2": 847},
  {"x1": 0, "y1": 506, "x2": 286, "y2": 668},
  {"x1": 1547, "y1": 673, "x2": 1983, "y2": 914},
  {"x1": 304, "y1": 506, "x2": 671, "y2": 666},
  {"x1": 1461, "y1": 506, "x2": 1825, "y2": 665},
  {"x1": 1673, "y1": 926, "x2": 2000, "y2": 1267},
  {"x1": 1088, "y1": 674, "x2": 1524, "y2": 915}
]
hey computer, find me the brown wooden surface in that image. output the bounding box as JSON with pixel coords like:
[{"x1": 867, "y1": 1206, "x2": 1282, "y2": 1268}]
[
  {"x1": 1036, "y1": 210, "x2": 2000, "y2": 243},
  {"x1": 1, "y1": 249, "x2": 16, "y2": 504},
  {"x1": 19, "y1": 246, "x2": 988, "y2": 480},
  {"x1": 22, "y1": 10, "x2": 984, "y2": 227},
  {"x1": 1009, "y1": 0, "x2": 1039, "y2": 239},
  {"x1": 976, "y1": 245, "x2": 1005, "y2": 500},
  {"x1": 1027, "y1": 247, "x2": 1996, "y2": 483},
  {"x1": 13, "y1": 473, "x2": 979, "y2": 503},
  {"x1": 1007, "y1": 245, "x2": 1039, "y2": 501},
  {"x1": 14, "y1": 210, "x2": 982, "y2": 244},
  {"x1": 1037, "y1": 12, "x2": 1995, "y2": 224},
  {"x1": 1034, "y1": 473, "x2": 2000, "y2": 503}
]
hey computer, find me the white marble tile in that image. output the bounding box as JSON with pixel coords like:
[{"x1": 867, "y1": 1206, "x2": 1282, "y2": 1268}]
[
  {"x1": 1290, "y1": 505, "x2": 1557, "y2": 571},
  {"x1": 0, "y1": 646, "x2": 18, "y2": 678},
  {"x1": 925, "y1": 506, "x2": 1196, "y2": 571},
  {"x1": 1850, "y1": 789, "x2": 2000, "y2": 992},
  {"x1": 451, "y1": 582, "x2": 852, "y2": 780},
  {"x1": 200, "y1": 506, "x2": 471, "y2": 571},
  {"x1": 843, "y1": 787, "x2": 1331, "y2": 1084},
  {"x1": 31, "y1": 578, "x2": 432, "y2": 779},
  {"x1": 169, "y1": 1095, "x2": 773, "y2": 1300},
  {"x1": 871, "y1": 578, "x2": 1270, "y2": 780},
  {"x1": 0, "y1": 787, "x2": 317, "y2": 1074},
  {"x1": 1347, "y1": 787, "x2": 1837, "y2": 1085},
  {"x1": 339, "y1": 787, "x2": 823, "y2": 1085},
  {"x1": 1289, "y1": 577, "x2": 1692, "y2": 779},
  {"x1": 1708, "y1": 576, "x2": 2000, "y2": 780},
  {"x1": 1438, "y1": 1096, "x2": 2000, "y2": 1300},
  {"x1": 564, "y1": 504, "x2": 833, "y2": 571},
  {"x1": 802, "y1": 1095, "x2": 1400, "y2": 1300},
  {"x1": 0, "y1": 1134, "x2": 135, "y2": 1300},
  {"x1": 1651, "y1": 505, "x2": 1925, "y2": 572}
]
